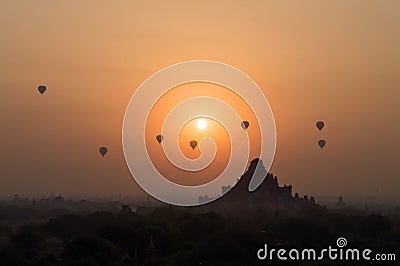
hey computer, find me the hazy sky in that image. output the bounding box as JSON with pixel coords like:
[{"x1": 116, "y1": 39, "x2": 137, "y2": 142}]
[{"x1": 1, "y1": 1, "x2": 399, "y2": 200}]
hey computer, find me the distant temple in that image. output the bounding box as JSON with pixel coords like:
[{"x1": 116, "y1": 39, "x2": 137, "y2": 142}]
[
  {"x1": 144, "y1": 235, "x2": 159, "y2": 266},
  {"x1": 222, "y1": 185, "x2": 231, "y2": 195},
  {"x1": 337, "y1": 195, "x2": 345, "y2": 207},
  {"x1": 198, "y1": 195, "x2": 216, "y2": 204},
  {"x1": 220, "y1": 159, "x2": 292, "y2": 204},
  {"x1": 198, "y1": 158, "x2": 316, "y2": 213}
]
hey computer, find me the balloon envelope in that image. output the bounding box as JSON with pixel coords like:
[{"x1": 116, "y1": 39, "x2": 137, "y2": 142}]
[
  {"x1": 316, "y1": 121, "x2": 324, "y2": 131},
  {"x1": 241, "y1": 121, "x2": 249, "y2": 130},
  {"x1": 38, "y1": 85, "x2": 46, "y2": 95},
  {"x1": 156, "y1": 135, "x2": 163, "y2": 143},
  {"x1": 318, "y1": 140, "x2": 326, "y2": 149},
  {"x1": 190, "y1": 140, "x2": 197, "y2": 150},
  {"x1": 99, "y1": 146, "x2": 108, "y2": 156}
]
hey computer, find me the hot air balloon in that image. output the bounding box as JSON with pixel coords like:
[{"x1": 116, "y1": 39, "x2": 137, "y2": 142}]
[
  {"x1": 316, "y1": 121, "x2": 324, "y2": 131},
  {"x1": 318, "y1": 140, "x2": 326, "y2": 149},
  {"x1": 156, "y1": 135, "x2": 163, "y2": 143},
  {"x1": 99, "y1": 146, "x2": 108, "y2": 157},
  {"x1": 241, "y1": 121, "x2": 249, "y2": 130},
  {"x1": 38, "y1": 85, "x2": 46, "y2": 95},
  {"x1": 190, "y1": 140, "x2": 197, "y2": 150}
]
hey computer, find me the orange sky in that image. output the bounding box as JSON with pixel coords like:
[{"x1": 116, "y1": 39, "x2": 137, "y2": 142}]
[
  {"x1": 1, "y1": 1, "x2": 399, "y2": 200},
  {"x1": 145, "y1": 82, "x2": 261, "y2": 186}
]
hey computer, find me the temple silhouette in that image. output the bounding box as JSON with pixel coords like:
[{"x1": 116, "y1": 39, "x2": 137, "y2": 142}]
[{"x1": 198, "y1": 158, "x2": 317, "y2": 215}]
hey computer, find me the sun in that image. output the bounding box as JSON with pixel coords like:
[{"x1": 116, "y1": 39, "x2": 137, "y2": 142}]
[{"x1": 196, "y1": 119, "x2": 207, "y2": 130}]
